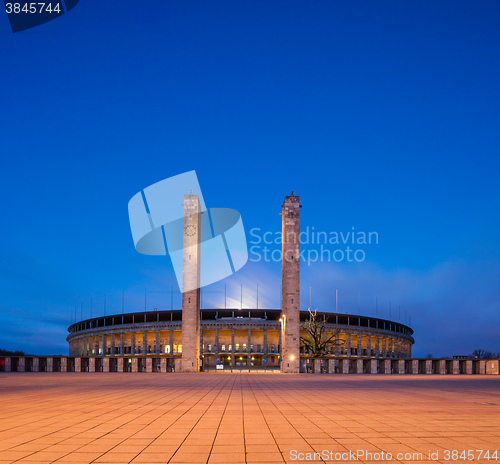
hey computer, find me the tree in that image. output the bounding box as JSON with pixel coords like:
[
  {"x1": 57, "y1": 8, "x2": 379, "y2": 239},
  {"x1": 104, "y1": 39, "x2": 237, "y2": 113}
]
[
  {"x1": 0, "y1": 348, "x2": 25, "y2": 356},
  {"x1": 425, "y1": 353, "x2": 433, "y2": 359},
  {"x1": 300, "y1": 309, "x2": 343, "y2": 357},
  {"x1": 472, "y1": 349, "x2": 496, "y2": 359}
]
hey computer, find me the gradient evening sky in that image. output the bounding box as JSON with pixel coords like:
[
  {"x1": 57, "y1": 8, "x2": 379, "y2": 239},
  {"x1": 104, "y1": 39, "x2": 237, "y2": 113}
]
[{"x1": 0, "y1": 1, "x2": 499, "y2": 357}]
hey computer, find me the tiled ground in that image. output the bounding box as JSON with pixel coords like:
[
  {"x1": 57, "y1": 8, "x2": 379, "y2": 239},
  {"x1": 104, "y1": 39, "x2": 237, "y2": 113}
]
[{"x1": 0, "y1": 374, "x2": 499, "y2": 463}]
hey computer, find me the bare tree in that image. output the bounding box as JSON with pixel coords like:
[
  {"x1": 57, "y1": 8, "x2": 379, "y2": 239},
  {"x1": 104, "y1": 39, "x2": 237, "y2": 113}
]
[
  {"x1": 472, "y1": 349, "x2": 496, "y2": 359},
  {"x1": 0, "y1": 348, "x2": 25, "y2": 356},
  {"x1": 300, "y1": 309, "x2": 343, "y2": 357}
]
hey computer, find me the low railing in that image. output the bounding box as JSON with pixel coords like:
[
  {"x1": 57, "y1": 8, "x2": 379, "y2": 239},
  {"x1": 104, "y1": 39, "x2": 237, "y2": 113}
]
[{"x1": 1, "y1": 356, "x2": 498, "y2": 375}]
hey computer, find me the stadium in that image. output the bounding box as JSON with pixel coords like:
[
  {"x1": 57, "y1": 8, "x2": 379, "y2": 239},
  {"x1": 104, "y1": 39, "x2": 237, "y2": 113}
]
[
  {"x1": 66, "y1": 307, "x2": 414, "y2": 373},
  {"x1": 66, "y1": 191, "x2": 413, "y2": 374}
]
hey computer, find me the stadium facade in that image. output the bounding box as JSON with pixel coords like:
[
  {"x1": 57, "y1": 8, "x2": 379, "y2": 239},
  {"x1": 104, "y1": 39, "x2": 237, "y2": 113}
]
[{"x1": 65, "y1": 307, "x2": 413, "y2": 373}]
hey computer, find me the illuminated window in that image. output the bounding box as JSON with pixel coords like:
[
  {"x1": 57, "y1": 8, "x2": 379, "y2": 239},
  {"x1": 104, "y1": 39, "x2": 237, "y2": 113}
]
[
  {"x1": 221, "y1": 344, "x2": 226, "y2": 351},
  {"x1": 166, "y1": 345, "x2": 170, "y2": 354}
]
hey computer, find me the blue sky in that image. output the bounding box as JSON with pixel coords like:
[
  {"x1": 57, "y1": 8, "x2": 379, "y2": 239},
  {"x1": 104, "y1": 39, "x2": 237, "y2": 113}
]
[{"x1": 0, "y1": 1, "x2": 499, "y2": 356}]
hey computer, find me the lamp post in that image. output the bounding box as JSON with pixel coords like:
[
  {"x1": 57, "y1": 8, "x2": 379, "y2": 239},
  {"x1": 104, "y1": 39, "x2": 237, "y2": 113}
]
[{"x1": 280, "y1": 315, "x2": 286, "y2": 371}]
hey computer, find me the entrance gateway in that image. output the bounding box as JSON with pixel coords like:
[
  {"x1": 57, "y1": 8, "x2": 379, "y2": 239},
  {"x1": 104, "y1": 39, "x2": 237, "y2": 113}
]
[{"x1": 180, "y1": 192, "x2": 301, "y2": 372}]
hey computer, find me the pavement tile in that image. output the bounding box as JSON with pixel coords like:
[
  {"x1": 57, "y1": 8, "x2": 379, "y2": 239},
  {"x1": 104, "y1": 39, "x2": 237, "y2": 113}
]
[
  {"x1": 0, "y1": 373, "x2": 499, "y2": 464},
  {"x1": 208, "y1": 454, "x2": 246, "y2": 463},
  {"x1": 55, "y1": 452, "x2": 104, "y2": 462},
  {"x1": 94, "y1": 452, "x2": 138, "y2": 462},
  {"x1": 169, "y1": 452, "x2": 210, "y2": 463},
  {"x1": 246, "y1": 451, "x2": 285, "y2": 462},
  {"x1": 130, "y1": 453, "x2": 175, "y2": 463}
]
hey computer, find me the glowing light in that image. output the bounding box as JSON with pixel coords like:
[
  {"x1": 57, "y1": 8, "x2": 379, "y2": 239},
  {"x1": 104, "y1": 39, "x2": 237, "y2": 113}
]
[{"x1": 290, "y1": 355, "x2": 295, "y2": 361}]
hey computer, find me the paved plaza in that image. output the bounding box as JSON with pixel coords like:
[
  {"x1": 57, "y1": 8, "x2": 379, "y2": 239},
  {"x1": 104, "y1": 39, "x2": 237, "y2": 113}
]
[{"x1": 0, "y1": 374, "x2": 499, "y2": 464}]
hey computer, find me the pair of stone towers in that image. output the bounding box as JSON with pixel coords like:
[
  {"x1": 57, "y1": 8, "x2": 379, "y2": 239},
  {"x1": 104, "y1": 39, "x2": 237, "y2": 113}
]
[{"x1": 180, "y1": 191, "x2": 301, "y2": 373}]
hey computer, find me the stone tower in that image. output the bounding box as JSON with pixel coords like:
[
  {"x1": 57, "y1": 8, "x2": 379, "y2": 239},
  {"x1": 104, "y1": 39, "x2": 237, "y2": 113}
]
[
  {"x1": 281, "y1": 191, "x2": 300, "y2": 373},
  {"x1": 181, "y1": 191, "x2": 201, "y2": 373}
]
